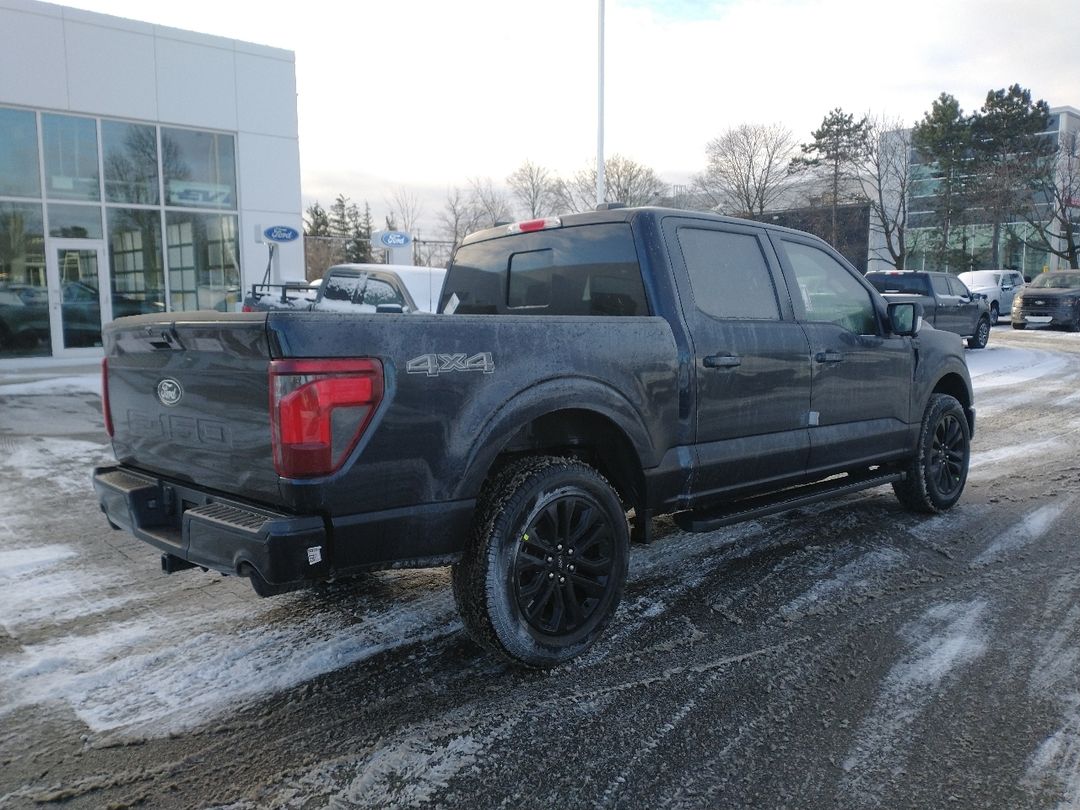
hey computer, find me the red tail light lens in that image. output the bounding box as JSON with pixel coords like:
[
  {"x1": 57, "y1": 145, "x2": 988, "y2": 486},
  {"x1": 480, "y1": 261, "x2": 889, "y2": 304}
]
[
  {"x1": 102, "y1": 358, "x2": 114, "y2": 438},
  {"x1": 269, "y1": 359, "x2": 384, "y2": 478}
]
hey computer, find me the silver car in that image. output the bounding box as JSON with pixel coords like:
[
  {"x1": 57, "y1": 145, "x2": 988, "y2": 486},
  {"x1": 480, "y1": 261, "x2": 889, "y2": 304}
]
[{"x1": 957, "y1": 270, "x2": 1026, "y2": 325}]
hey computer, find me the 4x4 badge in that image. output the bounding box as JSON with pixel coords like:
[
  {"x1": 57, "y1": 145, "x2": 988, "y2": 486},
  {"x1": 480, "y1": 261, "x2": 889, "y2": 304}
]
[
  {"x1": 407, "y1": 352, "x2": 495, "y2": 377},
  {"x1": 156, "y1": 378, "x2": 183, "y2": 407}
]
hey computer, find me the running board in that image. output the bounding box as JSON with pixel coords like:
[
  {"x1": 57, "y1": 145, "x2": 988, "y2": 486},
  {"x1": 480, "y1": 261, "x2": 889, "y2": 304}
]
[{"x1": 674, "y1": 470, "x2": 904, "y2": 534}]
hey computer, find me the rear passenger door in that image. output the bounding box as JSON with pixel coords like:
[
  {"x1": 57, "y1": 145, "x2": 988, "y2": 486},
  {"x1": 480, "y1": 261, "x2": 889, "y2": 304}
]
[
  {"x1": 770, "y1": 234, "x2": 914, "y2": 474},
  {"x1": 947, "y1": 275, "x2": 980, "y2": 335},
  {"x1": 664, "y1": 218, "x2": 812, "y2": 500},
  {"x1": 931, "y1": 273, "x2": 965, "y2": 334}
]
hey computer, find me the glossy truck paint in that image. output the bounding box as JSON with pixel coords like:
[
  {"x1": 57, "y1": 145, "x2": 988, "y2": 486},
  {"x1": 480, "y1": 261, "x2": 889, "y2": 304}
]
[{"x1": 95, "y1": 208, "x2": 974, "y2": 603}]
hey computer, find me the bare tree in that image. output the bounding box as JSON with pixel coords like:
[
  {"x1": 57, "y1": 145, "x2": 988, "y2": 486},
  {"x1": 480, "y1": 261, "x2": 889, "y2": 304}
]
[
  {"x1": 438, "y1": 186, "x2": 482, "y2": 254},
  {"x1": 507, "y1": 160, "x2": 556, "y2": 218},
  {"x1": 552, "y1": 154, "x2": 666, "y2": 213},
  {"x1": 468, "y1": 177, "x2": 513, "y2": 228},
  {"x1": 693, "y1": 123, "x2": 798, "y2": 217},
  {"x1": 855, "y1": 116, "x2": 919, "y2": 271},
  {"x1": 1024, "y1": 130, "x2": 1080, "y2": 269},
  {"x1": 386, "y1": 187, "x2": 424, "y2": 234}
]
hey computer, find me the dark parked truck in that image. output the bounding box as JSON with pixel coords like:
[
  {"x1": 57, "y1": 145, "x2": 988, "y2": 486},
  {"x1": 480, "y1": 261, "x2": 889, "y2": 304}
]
[
  {"x1": 865, "y1": 270, "x2": 992, "y2": 349},
  {"x1": 94, "y1": 208, "x2": 976, "y2": 667}
]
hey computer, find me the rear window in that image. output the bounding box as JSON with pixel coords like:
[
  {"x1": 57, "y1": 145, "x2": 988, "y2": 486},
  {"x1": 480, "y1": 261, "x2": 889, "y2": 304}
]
[
  {"x1": 865, "y1": 273, "x2": 931, "y2": 296},
  {"x1": 441, "y1": 223, "x2": 648, "y2": 316}
]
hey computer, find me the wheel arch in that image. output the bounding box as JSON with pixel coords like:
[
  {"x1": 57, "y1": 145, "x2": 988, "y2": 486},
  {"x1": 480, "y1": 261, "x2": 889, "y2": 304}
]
[
  {"x1": 456, "y1": 380, "x2": 654, "y2": 509},
  {"x1": 930, "y1": 371, "x2": 975, "y2": 436}
]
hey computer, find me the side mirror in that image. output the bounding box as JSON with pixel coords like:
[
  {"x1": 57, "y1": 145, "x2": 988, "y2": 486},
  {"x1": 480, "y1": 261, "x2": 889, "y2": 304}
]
[
  {"x1": 888, "y1": 301, "x2": 923, "y2": 337},
  {"x1": 1024, "y1": 276, "x2": 1033, "y2": 283}
]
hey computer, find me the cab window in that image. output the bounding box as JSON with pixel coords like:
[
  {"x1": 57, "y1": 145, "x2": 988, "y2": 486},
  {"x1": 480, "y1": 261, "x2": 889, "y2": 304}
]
[
  {"x1": 677, "y1": 228, "x2": 780, "y2": 320},
  {"x1": 780, "y1": 240, "x2": 877, "y2": 335}
]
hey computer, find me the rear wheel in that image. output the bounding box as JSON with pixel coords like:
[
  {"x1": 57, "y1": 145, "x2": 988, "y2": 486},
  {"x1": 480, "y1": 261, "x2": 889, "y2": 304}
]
[
  {"x1": 453, "y1": 456, "x2": 630, "y2": 668},
  {"x1": 893, "y1": 394, "x2": 970, "y2": 514},
  {"x1": 1012, "y1": 321, "x2": 1027, "y2": 330},
  {"x1": 967, "y1": 316, "x2": 990, "y2": 349}
]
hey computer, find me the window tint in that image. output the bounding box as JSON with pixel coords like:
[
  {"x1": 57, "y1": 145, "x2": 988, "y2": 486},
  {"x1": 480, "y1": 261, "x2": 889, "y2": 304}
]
[
  {"x1": 783, "y1": 241, "x2": 877, "y2": 334},
  {"x1": 508, "y1": 250, "x2": 553, "y2": 308},
  {"x1": 931, "y1": 275, "x2": 951, "y2": 296},
  {"x1": 677, "y1": 228, "x2": 779, "y2": 319},
  {"x1": 442, "y1": 223, "x2": 647, "y2": 316},
  {"x1": 322, "y1": 274, "x2": 363, "y2": 301}
]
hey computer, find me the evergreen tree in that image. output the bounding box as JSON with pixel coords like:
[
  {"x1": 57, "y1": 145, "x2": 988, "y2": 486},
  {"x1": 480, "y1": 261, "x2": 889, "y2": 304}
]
[
  {"x1": 912, "y1": 94, "x2": 973, "y2": 270},
  {"x1": 970, "y1": 84, "x2": 1051, "y2": 267},
  {"x1": 328, "y1": 193, "x2": 354, "y2": 239},
  {"x1": 303, "y1": 201, "x2": 331, "y2": 236},
  {"x1": 799, "y1": 108, "x2": 868, "y2": 245}
]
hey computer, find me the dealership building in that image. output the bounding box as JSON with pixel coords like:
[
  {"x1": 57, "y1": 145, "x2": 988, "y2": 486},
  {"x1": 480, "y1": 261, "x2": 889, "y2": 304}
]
[{"x1": 0, "y1": 0, "x2": 303, "y2": 363}]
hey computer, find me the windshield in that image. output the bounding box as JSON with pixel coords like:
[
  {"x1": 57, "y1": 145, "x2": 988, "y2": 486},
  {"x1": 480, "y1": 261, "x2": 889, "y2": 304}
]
[
  {"x1": 1029, "y1": 273, "x2": 1080, "y2": 289},
  {"x1": 959, "y1": 271, "x2": 1001, "y2": 287},
  {"x1": 865, "y1": 273, "x2": 931, "y2": 296}
]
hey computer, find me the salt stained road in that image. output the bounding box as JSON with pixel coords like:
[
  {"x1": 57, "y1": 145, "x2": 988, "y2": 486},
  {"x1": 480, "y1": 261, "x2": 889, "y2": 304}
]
[{"x1": 3, "y1": 327, "x2": 1080, "y2": 808}]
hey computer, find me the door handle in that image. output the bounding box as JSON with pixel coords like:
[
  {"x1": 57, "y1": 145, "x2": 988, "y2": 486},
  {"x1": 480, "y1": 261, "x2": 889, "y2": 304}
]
[
  {"x1": 703, "y1": 354, "x2": 742, "y2": 369},
  {"x1": 814, "y1": 350, "x2": 844, "y2": 363}
]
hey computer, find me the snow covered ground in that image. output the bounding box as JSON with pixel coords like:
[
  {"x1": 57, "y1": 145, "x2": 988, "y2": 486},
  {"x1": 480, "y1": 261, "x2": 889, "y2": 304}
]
[{"x1": 2, "y1": 325, "x2": 1080, "y2": 808}]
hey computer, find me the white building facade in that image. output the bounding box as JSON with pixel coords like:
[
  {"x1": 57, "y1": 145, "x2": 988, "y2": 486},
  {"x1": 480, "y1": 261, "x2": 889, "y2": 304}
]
[{"x1": 0, "y1": 0, "x2": 303, "y2": 362}]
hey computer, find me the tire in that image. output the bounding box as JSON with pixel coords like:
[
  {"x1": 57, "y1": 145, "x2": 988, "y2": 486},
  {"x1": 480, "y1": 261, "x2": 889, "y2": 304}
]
[
  {"x1": 967, "y1": 316, "x2": 990, "y2": 349},
  {"x1": 1012, "y1": 321, "x2": 1027, "y2": 330},
  {"x1": 452, "y1": 456, "x2": 630, "y2": 668},
  {"x1": 989, "y1": 303, "x2": 999, "y2": 326},
  {"x1": 893, "y1": 394, "x2": 970, "y2": 514}
]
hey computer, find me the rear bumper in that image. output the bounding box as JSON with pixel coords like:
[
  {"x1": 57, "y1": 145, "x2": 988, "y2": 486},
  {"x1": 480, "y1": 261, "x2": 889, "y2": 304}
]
[{"x1": 93, "y1": 465, "x2": 474, "y2": 588}]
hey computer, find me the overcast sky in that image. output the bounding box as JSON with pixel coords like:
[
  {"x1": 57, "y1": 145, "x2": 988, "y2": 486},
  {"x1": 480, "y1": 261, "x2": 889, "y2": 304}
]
[{"x1": 64, "y1": 0, "x2": 1080, "y2": 234}]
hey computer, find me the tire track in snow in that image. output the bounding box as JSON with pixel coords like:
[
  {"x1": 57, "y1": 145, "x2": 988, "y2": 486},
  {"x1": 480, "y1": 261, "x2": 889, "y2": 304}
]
[
  {"x1": 839, "y1": 600, "x2": 989, "y2": 806},
  {"x1": 973, "y1": 499, "x2": 1074, "y2": 565},
  {"x1": 1022, "y1": 569, "x2": 1080, "y2": 808}
]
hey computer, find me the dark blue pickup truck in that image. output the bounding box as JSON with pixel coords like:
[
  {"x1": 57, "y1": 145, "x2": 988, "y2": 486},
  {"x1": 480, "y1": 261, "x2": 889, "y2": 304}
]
[{"x1": 94, "y1": 207, "x2": 975, "y2": 667}]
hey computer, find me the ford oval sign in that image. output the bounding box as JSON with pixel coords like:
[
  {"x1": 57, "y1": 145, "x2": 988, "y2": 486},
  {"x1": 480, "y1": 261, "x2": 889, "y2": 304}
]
[
  {"x1": 379, "y1": 231, "x2": 412, "y2": 248},
  {"x1": 263, "y1": 225, "x2": 300, "y2": 243},
  {"x1": 156, "y1": 378, "x2": 183, "y2": 407}
]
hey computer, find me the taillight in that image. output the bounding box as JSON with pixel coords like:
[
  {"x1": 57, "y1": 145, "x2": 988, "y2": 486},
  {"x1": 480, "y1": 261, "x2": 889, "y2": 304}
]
[
  {"x1": 269, "y1": 359, "x2": 384, "y2": 478},
  {"x1": 507, "y1": 217, "x2": 561, "y2": 234},
  {"x1": 242, "y1": 304, "x2": 255, "y2": 312},
  {"x1": 102, "y1": 358, "x2": 114, "y2": 437}
]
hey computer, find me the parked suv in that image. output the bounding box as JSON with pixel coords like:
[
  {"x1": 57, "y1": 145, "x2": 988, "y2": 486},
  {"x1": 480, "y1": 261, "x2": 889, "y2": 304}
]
[{"x1": 958, "y1": 270, "x2": 1025, "y2": 325}]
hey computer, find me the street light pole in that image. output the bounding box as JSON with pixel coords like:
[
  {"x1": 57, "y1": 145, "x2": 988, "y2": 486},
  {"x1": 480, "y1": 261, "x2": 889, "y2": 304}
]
[{"x1": 596, "y1": 0, "x2": 605, "y2": 208}]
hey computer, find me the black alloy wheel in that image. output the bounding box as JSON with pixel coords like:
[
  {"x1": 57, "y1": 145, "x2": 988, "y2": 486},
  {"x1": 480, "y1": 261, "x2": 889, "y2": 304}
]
[
  {"x1": 989, "y1": 303, "x2": 999, "y2": 326},
  {"x1": 453, "y1": 456, "x2": 630, "y2": 667},
  {"x1": 513, "y1": 493, "x2": 616, "y2": 638},
  {"x1": 927, "y1": 411, "x2": 967, "y2": 502},
  {"x1": 968, "y1": 317, "x2": 990, "y2": 349},
  {"x1": 893, "y1": 393, "x2": 970, "y2": 514}
]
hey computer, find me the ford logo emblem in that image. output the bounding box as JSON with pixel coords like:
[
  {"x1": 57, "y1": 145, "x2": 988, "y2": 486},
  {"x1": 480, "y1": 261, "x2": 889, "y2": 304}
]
[
  {"x1": 263, "y1": 226, "x2": 300, "y2": 243},
  {"x1": 156, "y1": 378, "x2": 184, "y2": 407},
  {"x1": 380, "y1": 231, "x2": 411, "y2": 247}
]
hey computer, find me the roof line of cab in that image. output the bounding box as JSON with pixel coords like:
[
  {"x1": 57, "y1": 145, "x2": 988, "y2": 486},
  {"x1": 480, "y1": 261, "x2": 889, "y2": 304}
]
[{"x1": 459, "y1": 205, "x2": 828, "y2": 247}]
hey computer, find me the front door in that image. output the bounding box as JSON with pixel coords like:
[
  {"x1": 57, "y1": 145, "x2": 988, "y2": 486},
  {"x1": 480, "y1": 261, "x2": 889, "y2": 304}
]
[{"x1": 46, "y1": 239, "x2": 108, "y2": 356}]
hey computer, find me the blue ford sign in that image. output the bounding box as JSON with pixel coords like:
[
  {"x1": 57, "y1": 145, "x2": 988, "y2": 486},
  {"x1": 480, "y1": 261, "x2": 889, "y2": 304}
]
[
  {"x1": 263, "y1": 225, "x2": 300, "y2": 243},
  {"x1": 379, "y1": 231, "x2": 412, "y2": 248}
]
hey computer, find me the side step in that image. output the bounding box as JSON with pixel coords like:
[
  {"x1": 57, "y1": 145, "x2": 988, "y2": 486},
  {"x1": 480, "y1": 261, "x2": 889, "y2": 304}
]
[{"x1": 674, "y1": 470, "x2": 904, "y2": 534}]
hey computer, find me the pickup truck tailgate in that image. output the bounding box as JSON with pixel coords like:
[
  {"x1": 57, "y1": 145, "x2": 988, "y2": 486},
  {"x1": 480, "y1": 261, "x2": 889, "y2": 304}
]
[{"x1": 104, "y1": 313, "x2": 280, "y2": 504}]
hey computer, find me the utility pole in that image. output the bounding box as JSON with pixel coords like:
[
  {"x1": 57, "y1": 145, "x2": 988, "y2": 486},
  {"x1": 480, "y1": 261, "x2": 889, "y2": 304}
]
[{"x1": 596, "y1": 0, "x2": 605, "y2": 208}]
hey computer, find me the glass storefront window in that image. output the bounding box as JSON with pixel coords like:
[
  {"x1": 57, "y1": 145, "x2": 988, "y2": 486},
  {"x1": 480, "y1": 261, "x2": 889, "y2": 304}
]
[
  {"x1": 0, "y1": 107, "x2": 41, "y2": 198},
  {"x1": 48, "y1": 203, "x2": 104, "y2": 239},
  {"x1": 42, "y1": 114, "x2": 100, "y2": 202},
  {"x1": 103, "y1": 120, "x2": 159, "y2": 205},
  {"x1": 108, "y1": 208, "x2": 165, "y2": 317},
  {"x1": 0, "y1": 203, "x2": 49, "y2": 357},
  {"x1": 166, "y1": 212, "x2": 240, "y2": 311},
  {"x1": 162, "y1": 128, "x2": 236, "y2": 210}
]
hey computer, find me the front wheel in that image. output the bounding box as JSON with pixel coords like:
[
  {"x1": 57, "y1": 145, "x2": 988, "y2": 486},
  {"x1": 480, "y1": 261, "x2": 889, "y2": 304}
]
[
  {"x1": 453, "y1": 456, "x2": 630, "y2": 668},
  {"x1": 893, "y1": 394, "x2": 970, "y2": 514},
  {"x1": 967, "y1": 316, "x2": 990, "y2": 349},
  {"x1": 989, "y1": 303, "x2": 1000, "y2": 326},
  {"x1": 1012, "y1": 321, "x2": 1027, "y2": 330}
]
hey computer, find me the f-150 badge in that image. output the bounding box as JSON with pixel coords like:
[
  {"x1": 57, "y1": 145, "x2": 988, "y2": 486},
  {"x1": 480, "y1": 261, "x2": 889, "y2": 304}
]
[{"x1": 407, "y1": 352, "x2": 495, "y2": 377}]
